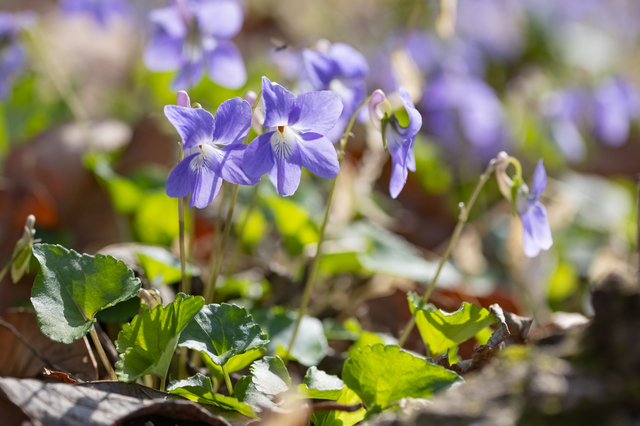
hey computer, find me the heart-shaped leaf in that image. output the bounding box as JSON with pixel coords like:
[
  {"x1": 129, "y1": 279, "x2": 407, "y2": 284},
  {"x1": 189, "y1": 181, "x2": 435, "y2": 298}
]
[
  {"x1": 168, "y1": 373, "x2": 256, "y2": 418},
  {"x1": 178, "y1": 303, "x2": 268, "y2": 366},
  {"x1": 342, "y1": 344, "x2": 461, "y2": 411},
  {"x1": 115, "y1": 293, "x2": 204, "y2": 382},
  {"x1": 30, "y1": 244, "x2": 142, "y2": 343},
  {"x1": 409, "y1": 295, "x2": 496, "y2": 355},
  {"x1": 298, "y1": 366, "x2": 344, "y2": 400}
]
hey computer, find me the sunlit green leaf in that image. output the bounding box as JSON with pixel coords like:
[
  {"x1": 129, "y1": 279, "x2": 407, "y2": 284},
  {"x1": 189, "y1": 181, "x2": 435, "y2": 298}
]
[
  {"x1": 298, "y1": 366, "x2": 344, "y2": 400},
  {"x1": 203, "y1": 348, "x2": 265, "y2": 386},
  {"x1": 115, "y1": 293, "x2": 204, "y2": 382},
  {"x1": 311, "y1": 386, "x2": 366, "y2": 426},
  {"x1": 250, "y1": 356, "x2": 290, "y2": 395},
  {"x1": 342, "y1": 344, "x2": 461, "y2": 411},
  {"x1": 179, "y1": 303, "x2": 268, "y2": 366},
  {"x1": 410, "y1": 298, "x2": 496, "y2": 355},
  {"x1": 136, "y1": 245, "x2": 200, "y2": 285},
  {"x1": 168, "y1": 373, "x2": 256, "y2": 418},
  {"x1": 30, "y1": 244, "x2": 142, "y2": 343}
]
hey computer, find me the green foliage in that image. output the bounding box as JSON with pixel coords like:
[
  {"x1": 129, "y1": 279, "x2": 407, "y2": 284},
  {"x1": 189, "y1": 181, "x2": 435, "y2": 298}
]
[
  {"x1": 409, "y1": 296, "x2": 497, "y2": 355},
  {"x1": 264, "y1": 196, "x2": 319, "y2": 255},
  {"x1": 342, "y1": 344, "x2": 461, "y2": 411},
  {"x1": 95, "y1": 296, "x2": 141, "y2": 324},
  {"x1": 253, "y1": 308, "x2": 328, "y2": 366},
  {"x1": 134, "y1": 191, "x2": 191, "y2": 246},
  {"x1": 204, "y1": 349, "x2": 265, "y2": 387},
  {"x1": 30, "y1": 244, "x2": 142, "y2": 343},
  {"x1": 115, "y1": 293, "x2": 204, "y2": 382},
  {"x1": 413, "y1": 137, "x2": 453, "y2": 195},
  {"x1": 178, "y1": 303, "x2": 268, "y2": 366},
  {"x1": 168, "y1": 373, "x2": 256, "y2": 418},
  {"x1": 311, "y1": 386, "x2": 366, "y2": 426},
  {"x1": 298, "y1": 366, "x2": 344, "y2": 400},
  {"x1": 136, "y1": 245, "x2": 200, "y2": 285},
  {"x1": 234, "y1": 356, "x2": 291, "y2": 414},
  {"x1": 235, "y1": 207, "x2": 268, "y2": 249}
]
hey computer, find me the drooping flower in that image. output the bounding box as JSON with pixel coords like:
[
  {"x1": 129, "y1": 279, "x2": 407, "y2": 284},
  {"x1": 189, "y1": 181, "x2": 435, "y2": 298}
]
[
  {"x1": 369, "y1": 87, "x2": 422, "y2": 199},
  {"x1": 144, "y1": 0, "x2": 246, "y2": 90},
  {"x1": 60, "y1": 0, "x2": 128, "y2": 27},
  {"x1": 517, "y1": 160, "x2": 553, "y2": 258},
  {"x1": 0, "y1": 12, "x2": 34, "y2": 100},
  {"x1": 497, "y1": 156, "x2": 552, "y2": 258},
  {"x1": 242, "y1": 76, "x2": 342, "y2": 196},
  {"x1": 299, "y1": 40, "x2": 369, "y2": 142},
  {"x1": 165, "y1": 93, "x2": 259, "y2": 208}
]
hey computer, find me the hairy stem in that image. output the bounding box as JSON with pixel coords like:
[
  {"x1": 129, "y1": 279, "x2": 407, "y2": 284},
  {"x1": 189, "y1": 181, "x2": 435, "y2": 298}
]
[
  {"x1": 397, "y1": 159, "x2": 498, "y2": 347},
  {"x1": 89, "y1": 327, "x2": 117, "y2": 381},
  {"x1": 284, "y1": 97, "x2": 371, "y2": 364}
]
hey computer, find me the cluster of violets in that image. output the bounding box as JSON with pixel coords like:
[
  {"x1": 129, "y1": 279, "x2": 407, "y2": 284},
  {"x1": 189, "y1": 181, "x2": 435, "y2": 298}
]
[{"x1": 0, "y1": 12, "x2": 34, "y2": 100}]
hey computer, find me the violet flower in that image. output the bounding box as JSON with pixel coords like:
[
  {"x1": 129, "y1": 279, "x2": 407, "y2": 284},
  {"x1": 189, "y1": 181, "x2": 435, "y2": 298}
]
[
  {"x1": 540, "y1": 88, "x2": 590, "y2": 163},
  {"x1": 300, "y1": 41, "x2": 369, "y2": 142},
  {"x1": 369, "y1": 87, "x2": 422, "y2": 199},
  {"x1": 242, "y1": 76, "x2": 342, "y2": 196},
  {"x1": 144, "y1": 0, "x2": 246, "y2": 90},
  {"x1": 60, "y1": 0, "x2": 128, "y2": 27},
  {"x1": 593, "y1": 77, "x2": 639, "y2": 147},
  {"x1": 165, "y1": 93, "x2": 259, "y2": 208},
  {"x1": 517, "y1": 160, "x2": 553, "y2": 258},
  {"x1": 0, "y1": 12, "x2": 33, "y2": 100}
]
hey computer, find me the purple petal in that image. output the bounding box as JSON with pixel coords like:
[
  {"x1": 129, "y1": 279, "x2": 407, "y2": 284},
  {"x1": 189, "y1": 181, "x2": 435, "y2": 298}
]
[
  {"x1": 398, "y1": 87, "x2": 423, "y2": 137},
  {"x1": 289, "y1": 91, "x2": 343, "y2": 135},
  {"x1": 191, "y1": 163, "x2": 223, "y2": 209},
  {"x1": 212, "y1": 97, "x2": 251, "y2": 145},
  {"x1": 177, "y1": 91, "x2": 190, "y2": 108},
  {"x1": 217, "y1": 144, "x2": 261, "y2": 185},
  {"x1": 328, "y1": 43, "x2": 369, "y2": 81},
  {"x1": 529, "y1": 159, "x2": 547, "y2": 202},
  {"x1": 521, "y1": 203, "x2": 553, "y2": 258},
  {"x1": 389, "y1": 156, "x2": 409, "y2": 199},
  {"x1": 262, "y1": 76, "x2": 296, "y2": 128},
  {"x1": 269, "y1": 157, "x2": 302, "y2": 197},
  {"x1": 164, "y1": 105, "x2": 214, "y2": 150},
  {"x1": 166, "y1": 153, "x2": 198, "y2": 198},
  {"x1": 144, "y1": 34, "x2": 183, "y2": 71},
  {"x1": 302, "y1": 49, "x2": 337, "y2": 88},
  {"x1": 243, "y1": 131, "x2": 276, "y2": 177},
  {"x1": 205, "y1": 40, "x2": 247, "y2": 89},
  {"x1": 297, "y1": 133, "x2": 340, "y2": 179},
  {"x1": 148, "y1": 6, "x2": 186, "y2": 38},
  {"x1": 368, "y1": 89, "x2": 387, "y2": 128},
  {"x1": 196, "y1": 0, "x2": 243, "y2": 39},
  {"x1": 172, "y1": 60, "x2": 205, "y2": 91}
]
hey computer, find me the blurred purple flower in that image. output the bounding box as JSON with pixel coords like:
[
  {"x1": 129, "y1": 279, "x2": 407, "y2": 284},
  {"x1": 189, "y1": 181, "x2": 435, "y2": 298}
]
[
  {"x1": 60, "y1": 0, "x2": 128, "y2": 27},
  {"x1": 593, "y1": 77, "x2": 639, "y2": 147},
  {"x1": 370, "y1": 88, "x2": 422, "y2": 199},
  {"x1": 300, "y1": 41, "x2": 369, "y2": 142},
  {"x1": 165, "y1": 95, "x2": 258, "y2": 208},
  {"x1": 0, "y1": 12, "x2": 34, "y2": 100},
  {"x1": 144, "y1": 0, "x2": 246, "y2": 90},
  {"x1": 421, "y1": 70, "x2": 506, "y2": 159},
  {"x1": 242, "y1": 76, "x2": 342, "y2": 196},
  {"x1": 541, "y1": 88, "x2": 590, "y2": 163},
  {"x1": 517, "y1": 159, "x2": 552, "y2": 258}
]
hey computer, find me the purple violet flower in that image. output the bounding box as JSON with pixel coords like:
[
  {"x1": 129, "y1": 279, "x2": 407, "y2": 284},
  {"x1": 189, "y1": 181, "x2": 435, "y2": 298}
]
[
  {"x1": 517, "y1": 160, "x2": 553, "y2": 258},
  {"x1": 593, "y1": 77, "x2": 639, "y2": 147},
  {"x1": 370, "y1": 87, "x2": 422, "y2": 199},
  {"x1": 165, "y1": 93, "x2": 259, "y2": 208},
  {"x1": 60, "y1": 0, "x2": 128, "y2": 27},
  {"x1": 0, "y1": 12, "x2": 34, "y2": 100},
  {"x1": 300, "y1": 41, "x2": 369, "y2": 142},
  {"x1": 144, "y1": 0, "x2": 246, "y2": 90},
  {"x1": 242, "y1": 76, "x2": 342, "y2": 197}
]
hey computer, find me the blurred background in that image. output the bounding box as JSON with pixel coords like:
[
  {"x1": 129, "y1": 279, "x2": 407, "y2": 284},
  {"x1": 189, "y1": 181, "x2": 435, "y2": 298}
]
[{"x1": 0, "y1": 0, "x2": 638, "y2": 361}]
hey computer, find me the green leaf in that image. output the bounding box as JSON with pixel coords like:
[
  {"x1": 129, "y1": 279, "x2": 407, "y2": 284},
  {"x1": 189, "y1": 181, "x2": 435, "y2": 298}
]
[
  {"x1": 96, "y1": 296, "x2": 141, "y2": 324},
  {"x1": 30, "y1": 244, "x2": 142, "y2": 343},
  {"x1": 168, "y1": 373, "x2": 256, "y2": 418},
  {"x1": 348, "y1": 331, "x2": 397, "y2": 358},
  {"x1": 134, "y1": 191, "x2": 191, "y2": 246},
  {"x1": 311, "y1": 386, "x2": 366, "y2": 426},
  {"x1": 115, "y1": 293, "x2": 204, "y2": 382},
  {"x1": 412, "y1": 300, "x2": 496, "y2": 355},
  {"x1": 253, "y1": 308, "x2": 328, "y2": 366},
  {"x1": 136, "y1": 245, "x2": 200, "y2": 285},
  {"x1": 407, "y1": 291, "x2": 436, "y2": 315},
  {"x1": 250, "y1": 356, "x2": 290, "y2": 396},
  {"x1": 203, "y1": 349, "x2": 265, "y2": 386},
  {"x1": 179, "y1": 303, "x2": 268, "y2": 366},
  {"x1": 264, "y1": 196, "x2": 318, "y2": 255},
  {"x1": 342, "y1": 344, "x2": 461, "y2": 410},
  {"x1": 234, "y1": 376, "x2": 275, "y2": 414},
  {"x1": 298, "y1": 366, "x2": 344, "y2": 400}
]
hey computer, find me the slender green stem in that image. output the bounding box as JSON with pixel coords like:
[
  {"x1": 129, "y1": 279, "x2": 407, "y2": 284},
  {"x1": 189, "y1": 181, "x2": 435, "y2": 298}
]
[
  {"x1": 89, "y1": 327, "x2": 117, "y2": 381},
  {"x1": 222, "y1": 364, "x2": 234, "y2": 395},
  {"x1": 397, "y1": 159, "x2": 498, "y2": 347},
  {"x1": 284, "y1": 97, "x2": 371, "y2": 365},
  {"x1": 177, "y1": 144, "x2": 190, "y2": 295},
  {"x1": 205, "y1": 184, "x2": 240, "y2": 304},
  {"x1": 159, "y1": 374, "x2": 167, "y2": 392},
  {"x1": 203, "y1": 182, "x2": 228, "y2": 301},
  {"x1": 227, "y1": 182, "x2": 261, "y2": 275}
]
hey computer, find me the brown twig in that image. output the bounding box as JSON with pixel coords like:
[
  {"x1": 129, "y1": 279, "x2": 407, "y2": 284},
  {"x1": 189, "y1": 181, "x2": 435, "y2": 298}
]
[{"x1": 310, "y1": 401, "x2": 363, "y2": 413}]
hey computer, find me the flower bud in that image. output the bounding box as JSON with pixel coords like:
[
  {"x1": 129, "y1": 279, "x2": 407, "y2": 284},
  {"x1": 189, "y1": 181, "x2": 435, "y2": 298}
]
[
  {"x1": 177, "y1": 90, "x2": 190, "y2": 108},
  {"x1": 368, "y1": 89, "x2": 391, "y2": 131}
]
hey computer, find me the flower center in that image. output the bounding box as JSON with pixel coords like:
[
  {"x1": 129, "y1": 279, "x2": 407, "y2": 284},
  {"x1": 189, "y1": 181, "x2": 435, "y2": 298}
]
[
  {"x1": 270, "y1": 126, "x2": 297, "y2": 159},
  {"x1": 278, "y1": 126, "x2": 285, "y2": 133}
]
